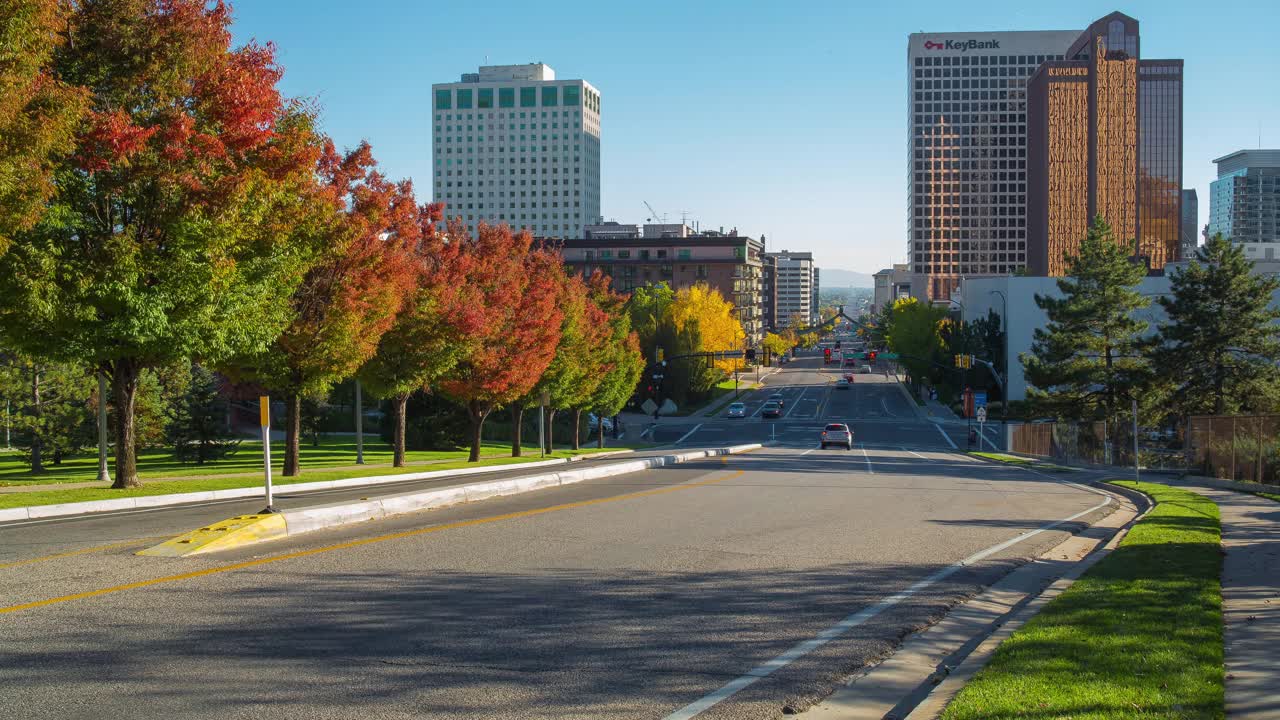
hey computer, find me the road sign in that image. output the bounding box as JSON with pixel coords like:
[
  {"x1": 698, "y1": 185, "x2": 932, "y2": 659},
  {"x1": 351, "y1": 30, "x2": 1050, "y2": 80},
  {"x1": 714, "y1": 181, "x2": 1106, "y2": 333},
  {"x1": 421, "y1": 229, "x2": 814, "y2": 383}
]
[
  {"x1": 641, "y1": 399, "x2": 658, "y2": 415},
  {"x1": 973, "y1": 391, "x2": 987, "y2": 409},
  {"x1": 976, "y1": 406, "x2": 987, "y2": 423}
]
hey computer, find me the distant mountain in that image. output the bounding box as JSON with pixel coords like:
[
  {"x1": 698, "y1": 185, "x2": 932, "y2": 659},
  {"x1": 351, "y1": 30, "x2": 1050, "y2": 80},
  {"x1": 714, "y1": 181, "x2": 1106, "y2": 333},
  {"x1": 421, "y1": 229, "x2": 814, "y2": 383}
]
[{"x1": 818, "y1": 269, "x2": 876, "y2": 288}]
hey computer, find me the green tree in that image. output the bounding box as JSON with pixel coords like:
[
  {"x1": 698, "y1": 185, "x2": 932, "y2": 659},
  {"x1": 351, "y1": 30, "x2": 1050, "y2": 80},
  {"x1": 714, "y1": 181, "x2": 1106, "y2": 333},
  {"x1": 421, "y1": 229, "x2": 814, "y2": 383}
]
[
  {"x1": 0, "y1": 1, "x2": 325, "y2": 487},
  {"x1": 1151, "y1": 234, "x2": 1280, "y2": 419},
  {"x1": 886, "y1": 297, "x2": 947, "y2": 391},
  {"x1": 582, "y1": 272, "x2": 644, "y2": 449},
  {"x1": 761, "y1": 332, "x2": 794, "y2": 361},
  {"x1": 0, "y1": 352, "x2": 93, "y2": 471},
  {"x1": 1022, "y1": 216, "x2": 1151, "y2": 428},
  {"x1": 166, "y1": 364, "x2": 239, "y2": 465}
]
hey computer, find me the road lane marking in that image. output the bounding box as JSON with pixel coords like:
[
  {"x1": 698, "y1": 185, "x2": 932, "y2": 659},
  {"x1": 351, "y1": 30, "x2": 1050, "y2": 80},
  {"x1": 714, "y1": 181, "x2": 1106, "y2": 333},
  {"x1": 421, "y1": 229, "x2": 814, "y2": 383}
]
[
  {"x1": 901, "y1": 447, "x2": 928, "y2": 459},
  {"x1": 0, "y1": 537, "x2": 164, "y2": 571},
  {"x1": 860, "y1": 445, "x2": 874, "y2": 474},
  {"x1": 674, "y1": 424, "x2": 703, "y2": 445},
  {"x1": 933, "y1": 423, "x2": 959, "y2": 449},
  {"x1": 782, "y1": 386, "x2": 810, "y2": 418},
  {"x1": 661, "y1": 493, "x2": 1113, "y2": 720},
  {"x1": 880, "y1": 396, "x2": 897, "y2": 418},
  {"x1": 0, "y1": 468, "x2": 747, "y2": 616}
]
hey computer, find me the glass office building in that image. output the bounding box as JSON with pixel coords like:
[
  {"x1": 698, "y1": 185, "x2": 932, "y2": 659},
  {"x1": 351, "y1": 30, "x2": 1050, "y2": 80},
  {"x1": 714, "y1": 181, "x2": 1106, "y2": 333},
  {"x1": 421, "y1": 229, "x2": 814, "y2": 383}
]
[
  {"x1": 1027, "y1": 12, "x2": 1184, "y2": 276},
  {"x1": 1208, "y1": 150, "x2": 1280, "y2": 245}
]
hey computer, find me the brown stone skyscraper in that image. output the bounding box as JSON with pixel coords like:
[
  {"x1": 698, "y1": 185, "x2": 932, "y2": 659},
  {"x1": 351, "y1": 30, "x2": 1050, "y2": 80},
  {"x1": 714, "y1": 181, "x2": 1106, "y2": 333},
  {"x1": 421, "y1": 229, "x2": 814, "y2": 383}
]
[{"x1": 1027, "y1": 12, "x2": 1183, "y2": 276}]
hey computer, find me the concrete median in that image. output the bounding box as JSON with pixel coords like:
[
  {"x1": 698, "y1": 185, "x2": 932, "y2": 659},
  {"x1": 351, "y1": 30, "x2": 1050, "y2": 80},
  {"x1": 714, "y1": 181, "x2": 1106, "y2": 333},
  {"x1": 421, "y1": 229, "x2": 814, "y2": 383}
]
[{"x1": 139, "y1": 444, "x2": 763, "y2": 556}]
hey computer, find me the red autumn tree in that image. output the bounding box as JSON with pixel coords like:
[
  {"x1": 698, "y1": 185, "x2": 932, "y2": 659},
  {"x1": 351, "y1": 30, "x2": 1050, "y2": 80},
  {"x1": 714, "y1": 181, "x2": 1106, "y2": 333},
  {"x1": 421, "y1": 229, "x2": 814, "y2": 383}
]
[
  {"x1": 232, "y1": 140, "x2": 424, "y2": 476},
  {"x1": 581, "y1": 271, "x2": 644, "y2": 449},
  {"x1": 359, "y1": 208, "x2": 478, "y2": 467},
  {"x1": 0, "y1": 0, "x2": 324, "y2": 487},
  {"x1": 438, "y1": 223, "x2": 563, "y2": 462}
]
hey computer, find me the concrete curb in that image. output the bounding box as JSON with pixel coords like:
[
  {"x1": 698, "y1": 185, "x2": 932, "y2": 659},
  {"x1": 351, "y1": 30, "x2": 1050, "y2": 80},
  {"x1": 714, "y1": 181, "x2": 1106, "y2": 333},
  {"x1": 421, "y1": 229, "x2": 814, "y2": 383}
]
[
  {"x1": 141, "y1": 444, "x2": 762, "y2": 556},
  {"x1": 0, "y1": 449, "x2": 638, "y2": 523}
]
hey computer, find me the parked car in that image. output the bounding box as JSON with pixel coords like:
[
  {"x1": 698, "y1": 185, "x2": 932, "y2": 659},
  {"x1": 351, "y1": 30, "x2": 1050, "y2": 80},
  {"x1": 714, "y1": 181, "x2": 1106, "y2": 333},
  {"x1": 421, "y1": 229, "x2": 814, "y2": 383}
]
[
  {"x1": 761, "y1": 401, "x2": 783, "y2": 419},
  {"x1": 586, "y1": 413, "x2": 613, "y2": 433},
  {"x1": 726, "y1": 402, "x2": 746, "y2": 418},
  {"x1": 820, "y1": 423, "x2": 854, "y2": 449},
  {"x1": 860, "y1": 365, "x2": 873, "y2": 374}
]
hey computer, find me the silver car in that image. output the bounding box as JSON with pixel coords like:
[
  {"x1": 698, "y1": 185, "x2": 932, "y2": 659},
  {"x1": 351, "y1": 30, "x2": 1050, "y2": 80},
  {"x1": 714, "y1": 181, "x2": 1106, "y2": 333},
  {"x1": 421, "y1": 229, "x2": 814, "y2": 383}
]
[
  {"x1": 726, "y1": 402, "x2": 746, "y2": 418},
  {"x1": 820, "y1": 423, "x2": 854, "y2": 450}
]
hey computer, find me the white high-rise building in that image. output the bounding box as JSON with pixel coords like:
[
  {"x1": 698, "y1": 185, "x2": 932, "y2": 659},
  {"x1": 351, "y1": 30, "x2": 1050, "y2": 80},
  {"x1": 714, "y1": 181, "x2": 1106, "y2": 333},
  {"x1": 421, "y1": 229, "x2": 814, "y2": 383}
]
[
  {"x1": 432, "y1": 63, "x2": 601, "y2": 239},
  {"x1": 907, "y1": 30, "x2": 1078, "y2": 302},
  {"x1": 764, "y1": 251, "x2": 818, "y2": 327}
]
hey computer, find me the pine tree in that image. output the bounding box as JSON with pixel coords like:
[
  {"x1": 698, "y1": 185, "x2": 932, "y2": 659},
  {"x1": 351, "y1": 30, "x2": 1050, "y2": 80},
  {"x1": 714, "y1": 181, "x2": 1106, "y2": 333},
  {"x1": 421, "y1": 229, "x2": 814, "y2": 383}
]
[
  {"x1": 1151, "y1": 234, "x2": 1280, "y2": 419},
  {"x1": 0, "y1": 353, "x2": 94, "y2": 471},
  {"x1": 1022, "y1": 216, "x2": 1151, "y2": 428},
  {"x1": 166, "y1": 365, "x2": 239, "y2": 465}
]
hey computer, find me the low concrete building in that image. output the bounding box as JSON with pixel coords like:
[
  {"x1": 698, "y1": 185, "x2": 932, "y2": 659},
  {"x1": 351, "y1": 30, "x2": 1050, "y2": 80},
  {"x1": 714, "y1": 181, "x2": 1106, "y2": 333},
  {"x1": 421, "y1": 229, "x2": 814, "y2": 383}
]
[
  {"x1": 872, "y1": 264, "x2": 913, "y2": 315},
  {"x1": 554, "y1": 226, "x2": 766, "y2": 344},
  {"x1": 958, "y1": 261, "x2": 1280, "y2": 401}
]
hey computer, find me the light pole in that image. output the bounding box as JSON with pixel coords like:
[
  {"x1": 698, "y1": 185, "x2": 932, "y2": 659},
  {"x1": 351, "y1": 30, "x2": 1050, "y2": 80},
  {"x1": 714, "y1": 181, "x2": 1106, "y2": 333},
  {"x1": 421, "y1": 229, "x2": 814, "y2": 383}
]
[
  {"x1": 989, "y1": 289, "x2": 1008, "y2": 434},
  {"x1": 96, "y1": 373, "x2": 110, "y2": 483}
]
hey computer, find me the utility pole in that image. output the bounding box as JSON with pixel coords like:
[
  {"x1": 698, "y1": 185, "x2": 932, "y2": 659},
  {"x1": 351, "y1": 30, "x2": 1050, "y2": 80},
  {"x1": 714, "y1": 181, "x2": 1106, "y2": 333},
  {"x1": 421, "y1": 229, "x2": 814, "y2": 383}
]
[
  {"x1": 354, "y1": 380, "x2": 364, "y2": 464},
  {"x1": 96, "y1": 373, "x2": 110, "y2": 483}
]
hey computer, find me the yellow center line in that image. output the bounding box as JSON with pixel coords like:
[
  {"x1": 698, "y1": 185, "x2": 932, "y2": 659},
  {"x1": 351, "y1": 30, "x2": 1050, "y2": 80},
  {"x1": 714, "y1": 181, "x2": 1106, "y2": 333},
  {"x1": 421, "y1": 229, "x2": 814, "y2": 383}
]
[
  {"x1": 0, "y1": 467, "x2": 745, "y2": 616},
  {"x1": 0, "y1": 537, "x2": 165, "y2": 571}
]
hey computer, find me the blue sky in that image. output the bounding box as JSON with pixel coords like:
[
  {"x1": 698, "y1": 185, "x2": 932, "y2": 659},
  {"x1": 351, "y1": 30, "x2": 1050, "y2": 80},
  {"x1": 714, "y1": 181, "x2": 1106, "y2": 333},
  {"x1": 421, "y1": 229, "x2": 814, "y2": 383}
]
[{"x1": 230, "y1": 0, "x2": 1279, "y2": 274}]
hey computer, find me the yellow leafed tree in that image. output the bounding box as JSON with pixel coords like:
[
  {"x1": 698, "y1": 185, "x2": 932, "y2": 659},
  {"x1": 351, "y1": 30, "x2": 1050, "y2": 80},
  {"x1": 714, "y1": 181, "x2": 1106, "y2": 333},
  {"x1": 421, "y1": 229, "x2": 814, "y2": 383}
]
[{"x1": 668, "y1": 283, "x2": 746, "y2": 375}]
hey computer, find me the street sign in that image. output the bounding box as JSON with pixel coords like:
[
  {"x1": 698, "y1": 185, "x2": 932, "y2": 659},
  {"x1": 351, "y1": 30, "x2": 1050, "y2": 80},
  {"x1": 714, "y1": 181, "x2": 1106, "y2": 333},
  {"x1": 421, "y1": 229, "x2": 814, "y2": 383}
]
[
  {"x1": 641, "y1": 399, "x2": 658, "y2": 415},
  {"x1": 973, "y1": 391, "x2": 987, "y2": 409},
  {"x1": 976, "y1": 406, "x2": 988, "y2": 423}
]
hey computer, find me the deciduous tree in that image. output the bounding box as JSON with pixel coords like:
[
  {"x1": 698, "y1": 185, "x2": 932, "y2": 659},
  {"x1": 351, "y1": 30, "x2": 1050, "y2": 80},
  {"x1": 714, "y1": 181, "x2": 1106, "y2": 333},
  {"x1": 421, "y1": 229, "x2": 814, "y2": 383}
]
[
  {"x1": 0, "y1": 0, "x2": 324, "y2": 487},
  {"x1": 438, "y1": 224, "x2": 563, "y2": 462},
  {"x1": 1151, "y1": 234, "x2": 1280, "y2": 420},
  {"x1": 886, "y1": 297, "x2": 947, "y2": 391},
  {"x1": 582, "y1": 273, "x2": 643, "y2": 449},
  {"x1": 669, "y1": 283, "x2": 746, "y2": 375}
]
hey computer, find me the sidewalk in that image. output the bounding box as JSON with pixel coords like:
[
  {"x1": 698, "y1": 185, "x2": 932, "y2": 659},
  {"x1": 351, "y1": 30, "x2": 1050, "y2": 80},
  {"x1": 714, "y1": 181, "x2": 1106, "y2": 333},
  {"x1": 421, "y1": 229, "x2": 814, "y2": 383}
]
[{"x1": 1179, "y1": 485, "x2": 1280, "y2": 718}]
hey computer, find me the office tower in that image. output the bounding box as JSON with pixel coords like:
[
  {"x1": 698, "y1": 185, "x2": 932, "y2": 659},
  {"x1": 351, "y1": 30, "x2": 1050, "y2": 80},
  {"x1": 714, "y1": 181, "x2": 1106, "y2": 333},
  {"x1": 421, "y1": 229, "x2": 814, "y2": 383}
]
[
  {"x1": 1181, "y1": 189, "x2": 1198, "y2": 259},
  {"x1": 1027, "y1": 12, "x2": 1184, "y2": 276},
  {"x1": 762, "y1": 251, "x2": 817, "y2": 328},
  {"x1": 908, "y1": 29, "x2": 1080, "y2": 302},
  {"x1": 1208, "y1": 150, "x2": 1280, "y2": 254},
  {"x1": 431, "y1": 64, "x2": 601, "y2": 239}
]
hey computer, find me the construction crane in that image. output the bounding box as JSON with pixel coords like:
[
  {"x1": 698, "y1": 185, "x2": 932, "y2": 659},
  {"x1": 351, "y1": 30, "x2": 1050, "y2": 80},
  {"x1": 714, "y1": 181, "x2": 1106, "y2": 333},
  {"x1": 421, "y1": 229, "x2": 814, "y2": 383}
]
[{"x1": 643, "y1": 201, "x2": 666, "y2": 224}]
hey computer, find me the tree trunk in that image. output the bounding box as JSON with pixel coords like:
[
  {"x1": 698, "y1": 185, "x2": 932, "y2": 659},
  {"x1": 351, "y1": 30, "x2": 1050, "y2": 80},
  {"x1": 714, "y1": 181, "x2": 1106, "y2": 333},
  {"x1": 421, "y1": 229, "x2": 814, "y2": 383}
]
[
  {"x1": 110, "y1": 359, "x2": 142, "y2": 488},
  {"x1": 544, "y1": 408, "x2": 556, "y2": 454},
  {"x1": 597, "y1": 413, "x2": 605, "y2": 449},
  {"x1": 29, "y1": 365, "x2": 43, "y2": 474},
  {"x1": 511, "y1": 405, "x2": 524, "y2": 457},
  {"x1": 572, "y1": 409, "x2": 582, "y2": 451},
  {"x1": 467, "y1": 400, "x2": 490, "y2": 462},
  {"x1": 284, "y1": 393, "x2": 301, "y2": 476},
  {"x1": 393, "y1": 393, "x2": 409, "y2": 467}
]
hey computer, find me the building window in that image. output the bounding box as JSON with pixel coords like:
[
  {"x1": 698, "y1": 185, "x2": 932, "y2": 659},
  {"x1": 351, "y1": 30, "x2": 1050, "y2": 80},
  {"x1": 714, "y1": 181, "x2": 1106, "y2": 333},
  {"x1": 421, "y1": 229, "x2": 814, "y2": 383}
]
[
  {"x1": 617, "y1": 250, "x2": 630, "y2": 259},
  {"x1": 584, "y1": 250, "x2": 594, "y2": 261},
  {"x1": 600, "y1": 250, "x2": 612, "y2": 259},
  {"x1": 563, "y1": 85, "x2": 580, "y2": 106},
  {"x1": 677, "y1": 249, "x2": 691, "y2": 260},
  {"x1": 520, "y1": 87, "x2": 536, "y2": 107},
  {"x1": 435, "y1": 89, "x2": 452, "y2": 109},
  {"x1": 542, "y1": 86, "x2": 559, "y2": 106},
  {"x1": 457, "y1": 89, "x2": 472, "y2": 109},
  {"x1": 478, "y1": 88, "x2": 493, "y2": 108},
  {"x1": 733, "y1": 246, "x2": 744, "y2": 259},
  {"x1": 499, "y1": 88, "x2": 514, "y2": 108}
]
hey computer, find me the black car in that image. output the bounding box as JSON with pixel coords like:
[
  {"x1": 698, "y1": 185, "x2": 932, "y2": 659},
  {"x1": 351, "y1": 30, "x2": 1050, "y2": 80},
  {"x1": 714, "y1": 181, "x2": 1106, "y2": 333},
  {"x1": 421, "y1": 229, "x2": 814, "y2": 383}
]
[
  {"x1": 767, "y1": 393, "x2": 785, "y2": 408},
  {"x1": 761, "y1": 401, "x2": 783, "y2": 418}
]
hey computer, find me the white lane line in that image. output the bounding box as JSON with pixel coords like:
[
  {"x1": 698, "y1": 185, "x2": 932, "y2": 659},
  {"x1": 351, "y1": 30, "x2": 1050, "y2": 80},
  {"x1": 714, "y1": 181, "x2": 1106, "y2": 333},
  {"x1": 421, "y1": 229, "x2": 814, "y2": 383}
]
[
  {"x1": 933, "y1": 423, "x2": 959, "y2": 449},
  {"x1": 661, "y1": 494, "x2": 1113, "y2": 720},
  {"x1": 880, "y1": 396, "x2": 897, "y2": 418},
  {"x1": 800, "y1": 447, "x2": 817, "y2": 456},
  {"x1": 673, "y1": 424, "x2": 703, "y2": 445},
  {"x1": 901, "y1": 446, "x2": 928, "y2": 459},
  {"x1": 782, "y1": 386, "x2": 810, "y2": 418},
  {"x1": 860, "y1": 444, "x2": 874, "y2": 474}
]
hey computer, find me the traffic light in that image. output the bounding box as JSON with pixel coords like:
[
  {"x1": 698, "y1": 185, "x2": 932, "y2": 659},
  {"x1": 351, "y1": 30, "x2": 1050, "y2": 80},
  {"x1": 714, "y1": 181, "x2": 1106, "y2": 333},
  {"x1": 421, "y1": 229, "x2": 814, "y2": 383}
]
[
  {"x1": 868, "y1": 351, "x2": 877, "y2": 362},
  {"x1": 655, "y1": 346, "x2": 664, "y2": 363},
  {"x1": 745, "y1": 348, "x2": 756, "y2": 362},
  {"x1": 835, "y1": 340, "x2": 842, "y2": 350}
]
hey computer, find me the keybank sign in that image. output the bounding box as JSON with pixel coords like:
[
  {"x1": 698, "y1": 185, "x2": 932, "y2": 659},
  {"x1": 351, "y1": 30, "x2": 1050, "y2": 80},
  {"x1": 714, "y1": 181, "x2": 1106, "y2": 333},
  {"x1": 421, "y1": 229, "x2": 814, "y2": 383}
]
[{"x1": 923, "y1": 39, "x2": 1001, "y2": 52}]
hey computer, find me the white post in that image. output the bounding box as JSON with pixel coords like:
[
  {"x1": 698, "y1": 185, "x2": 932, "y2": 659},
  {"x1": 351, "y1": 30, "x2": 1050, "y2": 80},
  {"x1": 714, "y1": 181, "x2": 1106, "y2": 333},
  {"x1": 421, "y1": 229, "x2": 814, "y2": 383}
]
[
  {"x1": 539, "y1": 391, "x2": 549, "y2": 458},
  {"x1": 4, "y1": 398, "x2": 9, "y2": 449},
  {"x1": 1132, "y1": 398, "x2": 1140, "y2": 484},
  {"x1": 260, "y1": 396, "x2": 274, "y2": 512},
  {"x1": 96, "y1": 373, "x2": 110, "y2": 483},
  {"x1": 354, "y1": 380, "x2": 364, "y2": 465}
]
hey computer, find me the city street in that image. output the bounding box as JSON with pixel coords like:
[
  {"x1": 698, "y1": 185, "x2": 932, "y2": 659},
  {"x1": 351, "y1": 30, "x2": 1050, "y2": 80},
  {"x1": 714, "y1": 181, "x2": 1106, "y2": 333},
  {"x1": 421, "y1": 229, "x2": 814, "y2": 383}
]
[{"x1": 1, "y1": 363, "x2": 1115, "y2": 719}]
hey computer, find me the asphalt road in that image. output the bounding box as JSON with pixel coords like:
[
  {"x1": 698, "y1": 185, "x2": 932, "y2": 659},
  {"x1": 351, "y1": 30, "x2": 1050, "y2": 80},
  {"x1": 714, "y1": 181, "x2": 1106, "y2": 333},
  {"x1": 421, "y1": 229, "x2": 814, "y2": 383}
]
[{"x1": 0, "y1": 394, "x2": 1117, "y2": 719}]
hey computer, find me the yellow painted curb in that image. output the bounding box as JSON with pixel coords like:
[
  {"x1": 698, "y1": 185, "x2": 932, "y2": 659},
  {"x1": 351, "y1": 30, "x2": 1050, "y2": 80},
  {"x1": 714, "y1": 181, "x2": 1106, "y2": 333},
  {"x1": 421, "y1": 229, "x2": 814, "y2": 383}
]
[{"x1": 137, "y1": 514, "x2": 287, "y2": 557}]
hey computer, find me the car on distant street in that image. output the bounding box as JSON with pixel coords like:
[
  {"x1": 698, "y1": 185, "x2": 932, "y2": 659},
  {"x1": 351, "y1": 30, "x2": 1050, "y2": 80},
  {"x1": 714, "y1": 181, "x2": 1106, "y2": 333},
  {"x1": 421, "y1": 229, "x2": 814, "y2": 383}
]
[
  {"x1": 767, "y1": 393, "x2": 785, "y2": 408},
  {"x1": 836, "y1": 377, "x2": 850, "y2": 389},
  {"x1": 761, "y1": 401, "x2": 783, "y2": 418},
  {"x1": 586, "y1": 413, "x2": 614, "y2": 433},
  {"x1": 726, "y1": 402, "x2": 746, "y2": 418},
  {"x1": 820, "y1": 423, "x2": 853, "y2": 449},
  {"x1": 860, "y1": 365, "x2": 873, "y2": 374}
]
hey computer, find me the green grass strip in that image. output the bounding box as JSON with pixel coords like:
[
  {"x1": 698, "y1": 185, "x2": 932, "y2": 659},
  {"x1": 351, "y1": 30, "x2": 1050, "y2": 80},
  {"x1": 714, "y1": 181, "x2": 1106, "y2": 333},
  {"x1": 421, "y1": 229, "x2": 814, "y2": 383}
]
[
  {"x1": 968, "y1": 451, "x2": 1076, "y2": 473},
  {"x1": 941, "y1": 481, "x2": 1224, "y2": 720},
  {"x1": 0, "y1": 448, "x2": 620, "y2": 510},
  {"x1": 1255, "y1": 492, "x2": 1280, "y2": 504}
]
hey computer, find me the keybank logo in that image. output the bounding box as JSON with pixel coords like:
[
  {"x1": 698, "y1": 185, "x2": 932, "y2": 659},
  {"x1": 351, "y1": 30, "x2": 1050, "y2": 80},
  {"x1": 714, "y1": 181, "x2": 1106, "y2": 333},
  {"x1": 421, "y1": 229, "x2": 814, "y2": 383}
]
[{"x1": 923, "y1": 39, "x2": 1001, "y2": 51}]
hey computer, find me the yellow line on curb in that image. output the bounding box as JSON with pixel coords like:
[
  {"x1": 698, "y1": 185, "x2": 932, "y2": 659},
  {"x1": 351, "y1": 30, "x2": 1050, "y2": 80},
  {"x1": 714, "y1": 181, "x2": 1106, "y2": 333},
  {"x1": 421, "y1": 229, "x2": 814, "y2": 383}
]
[
  {"x1": 0, "y1": 537, "x2": 164, "y2": 571},
  {"x1": 0, "y1": 468, "x2": 745, "y2": 616}
]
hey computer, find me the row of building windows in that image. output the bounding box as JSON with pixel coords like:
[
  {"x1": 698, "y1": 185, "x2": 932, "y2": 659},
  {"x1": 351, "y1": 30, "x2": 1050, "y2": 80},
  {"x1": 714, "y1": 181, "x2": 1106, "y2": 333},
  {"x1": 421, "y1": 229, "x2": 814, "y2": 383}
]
[
  {"x1": 914, "y1": 54, "x2": 1064, "y2": 67},
  {"x1": 434, "y1": 85, "x2": 586, "y2": 110}
]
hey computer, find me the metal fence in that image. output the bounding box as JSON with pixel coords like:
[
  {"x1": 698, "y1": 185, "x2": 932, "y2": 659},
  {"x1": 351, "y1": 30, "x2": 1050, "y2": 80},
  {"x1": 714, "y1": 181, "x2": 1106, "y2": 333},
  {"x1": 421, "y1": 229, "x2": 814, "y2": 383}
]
[
  {"x1": 1011, "y1": 422, "x2": 1125, "y2": 466},
  {"x1": 1186, "y1": 414, "x2": 1280, "y2": 486}
]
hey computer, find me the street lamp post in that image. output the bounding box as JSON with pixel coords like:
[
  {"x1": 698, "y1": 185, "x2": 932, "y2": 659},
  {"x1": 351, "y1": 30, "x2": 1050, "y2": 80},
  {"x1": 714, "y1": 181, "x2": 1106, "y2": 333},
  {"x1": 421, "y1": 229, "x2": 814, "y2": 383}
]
[{"x1": 989, "y1": 289, "x2": 1008, "y2": 433}]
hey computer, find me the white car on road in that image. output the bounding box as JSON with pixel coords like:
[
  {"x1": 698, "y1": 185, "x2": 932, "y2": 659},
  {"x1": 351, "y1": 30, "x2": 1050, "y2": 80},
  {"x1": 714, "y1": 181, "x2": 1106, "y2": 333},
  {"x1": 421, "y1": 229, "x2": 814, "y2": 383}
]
[{"x1": 820, "y1": 423, "x2": 854, "y2": 450}]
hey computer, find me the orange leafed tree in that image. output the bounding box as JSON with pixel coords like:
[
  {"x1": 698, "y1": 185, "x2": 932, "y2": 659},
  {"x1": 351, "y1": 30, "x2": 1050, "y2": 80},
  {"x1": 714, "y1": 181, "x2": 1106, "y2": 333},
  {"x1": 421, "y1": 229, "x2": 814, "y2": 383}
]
[{"x1": 438, "y1": 224, "x2": 564, "y2": 462}]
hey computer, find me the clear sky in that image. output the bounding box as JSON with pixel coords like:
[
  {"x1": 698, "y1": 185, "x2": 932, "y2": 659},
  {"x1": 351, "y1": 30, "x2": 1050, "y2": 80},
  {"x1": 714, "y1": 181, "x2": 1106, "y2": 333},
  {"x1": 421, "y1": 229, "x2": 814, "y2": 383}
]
[{"x1": 229, "y1": 0, "x2": 1279, "y2": 274}]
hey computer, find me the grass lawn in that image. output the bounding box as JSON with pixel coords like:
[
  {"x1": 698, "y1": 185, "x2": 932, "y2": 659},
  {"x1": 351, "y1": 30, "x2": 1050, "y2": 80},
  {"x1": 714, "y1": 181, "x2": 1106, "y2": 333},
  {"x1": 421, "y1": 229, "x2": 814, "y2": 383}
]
[
  {"x1": 969, "y1": 451, "x2": 1076, "y2": 473},
  {"x1": 0, "y1": 436, "x2": 625, "y2": 510},
  {"x1": 941, "y1": 481, "x2": 1223, "y2": 720},
  {"x1": 1255, "y1": 492, "x2": 1280, "y2": 503}
]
